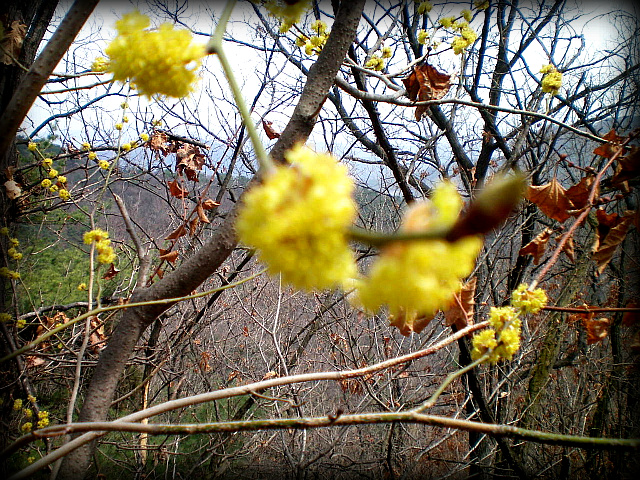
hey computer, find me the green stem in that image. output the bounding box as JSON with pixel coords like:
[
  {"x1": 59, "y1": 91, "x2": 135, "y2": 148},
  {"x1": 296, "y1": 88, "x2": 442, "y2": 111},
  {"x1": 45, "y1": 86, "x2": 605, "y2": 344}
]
[{"x1": 207, "y1": 0, "x2": 273, "y2": 174}]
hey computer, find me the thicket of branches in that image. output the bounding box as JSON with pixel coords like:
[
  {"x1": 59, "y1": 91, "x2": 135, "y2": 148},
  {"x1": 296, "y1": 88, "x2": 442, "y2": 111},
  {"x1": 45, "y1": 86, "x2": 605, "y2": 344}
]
[{"x1": 1, "y1": 0, "x2": 639, "y2": 479}]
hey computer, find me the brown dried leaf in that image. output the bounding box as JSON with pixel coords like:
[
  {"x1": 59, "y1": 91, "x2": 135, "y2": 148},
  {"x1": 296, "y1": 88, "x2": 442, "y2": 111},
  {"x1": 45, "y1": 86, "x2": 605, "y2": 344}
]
[
  {"x1": 593, "y1": 129, "x2": 624, "y2": 159},
  {"x1": 622, "y1": 301, "x2": 640, "y2": 327},
  {"x1": 608, "y1": 146, "x2": 640, "y2": 189},
  {"x1": 159, "y1": 249, "x2": 179, "y2": 264},
  {"x1": 0, "y1": 21, "x2": 27, "y2": 65},
  {"x1": 167, "y1": 179, "x2": 188, "y2": 199},
  {"x1": 555, "y1": 234, "x2": 575, "y2": 263},
  {"x1": 518, "y1": 228, "x2": 553, "y2": 265},
  {"x1": 189, "y1": 217, "x2": 199, "y2": 236},
  {"x1": 147, "y1": 132, "x2": 173, "y2": 156},
  {"x1": 262, "y1": 120, "x2": 281, "y2": 140},
  {"x1": 102, "y1": 263, "x2": 120, "y2": 280},
  {"x1": 196, "y1": 203, "x2": 210, "y2": 224},
  {"x1": 176, "y1": 143, "x2": 205, "y2": 181},
  {"x1": 402, "y1": 64, "x2": 451, "y2": 120},
  {"x1": 444, "y1": 277, "x2": 477, "y2": 330},
  {"x1": 526, "y1": 178, "x2": 573, "y2": 223},
  {"x1": 579, "y1": 313, "x2": 613, "y2": 344},
  {"x1": 202, "y1": 198, "x2": 220, "y2": 210},
  {"x1": 565, "y1": 175, "x2": 595, "y2": 213},
  {"x1": 165, "y1": 224, "x2": 187, "y2": 240},
  {"x1": 592, "y1": 209, "x2": 634, "y2": 274},
  {"x1": 389, "y1": 309, "x2": 436, "y2": 336}
]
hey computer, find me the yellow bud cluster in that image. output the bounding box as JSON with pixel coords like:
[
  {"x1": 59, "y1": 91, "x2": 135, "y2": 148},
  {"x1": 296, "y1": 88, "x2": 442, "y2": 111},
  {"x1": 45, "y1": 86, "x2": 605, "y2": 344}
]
[
  {"x1": 105, "y1": 11, "x2": 206, "y2": 98},
  {"x1": 417, "y1": 1, "x2": 433, "y2": 15},
  {"x1": 236, "y1": 144, "x2": 357, "y2": 291},
  {"x1": 0, "y1": 267, "x2": 20, "y2": 280},
  {"x1": 264, "y1": 0, "x2": 312, "y2": 31},
  {"x1": 417, "y1": 29, "x2": 429, "y2": 45},
  {"x1": 365, "y1": 55, "x2": 385, "y2": 71},
  {"x1": 511, "y1": 283, "x2": 547, "y2": 314}
]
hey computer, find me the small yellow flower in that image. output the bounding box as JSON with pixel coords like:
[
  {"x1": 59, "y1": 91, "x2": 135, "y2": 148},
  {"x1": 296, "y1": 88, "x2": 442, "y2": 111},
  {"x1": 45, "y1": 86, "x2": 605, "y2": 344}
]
[
  {"x1": 381, "y1": 46, "x2": 392, "y2": 59},
  {"x1": 0, "y1": 227, "x2": 8, "y2": 235},
  {"x1": 511, "y1": 283, "x2": 547, "y2": 314},
  {"x1": 541, "y1": 65, "x2": 562, "y2": 96},
  {"x1": 82, "y1": 142, "x2": 91, "y2": 150},
  {"x1": 58, "y1": 189, "x2": 71, "y2": 201},
  {"x1": 88, "y1": 151, "x2": 98, "y2": 160},
  {"x1": 120, "y1": 102, "x2": 129, "y2": 109},
  {"x1": 417, "y1": 29, "x2": 429, "y2": 45},
  {"x1": 115, "y1": 123, "x2": 123, "y2": 131},
  {"x1": 23, "y1": 408, "x2": 32, "y2": 418},
  {"x1": 417, "y1": 1, "x2": 433, "y2": 15},
  {"x1": 13, "y1": 399, "x2": 22, "y2": 410},
  {"x1": 99, "y1": 159, "x2": 110, "y2": 170},
  {"x1": 42, "y1": 158, "x2": 53, "y2": 167},
  {"x1": 40, "y1": 179, "x2": 52, "y2": 188},
  {"x1": 28, "y1": 142, "x2": 37, "y2": 152},
  {"x1": 83, "y1": 228, "x2": 110, "y2": 245},
  {"x1": 474, "y1": 0, "x2": 489, "y2": 10},
  {"x1": 365, "y1": 55, "x2": 385, "y2": 71},
  {"x1": 122, "y1": 116, "x2": 129, "y2": 123},
  {"x1": 27, "y1": 456, "x2": 36, "y2": 464},
  {"x1": 264, "y1": 0, "x2": 312, "y2": 28},
  {"x1": 311, "y1": 20, "x2": 327, "y2": 35},
  {"x1": 16, "y1": 318, "x2": 26, "y2": 328},
  {"x1": 21, "y1": 422, "x2": 32, "y2": 432},
  {"x1": 48, "y1": 169, "x2": 58, "y2": 178},
  {"x1": 236, "y1": 144, "x2": 357, "y2": 291},
  {"x1": 439, "y1": 16, "x2": 455, "y2": 28},
  {"x1": 56, "y1": 175, "x2": 67, "y2": 184},
  {"x1": 49, "y1": 185, "x2": 59, "y2": 193},
  {"x1": 91, "y1": 56, "x2": 109, "y2": 72},
  {"x1": 9, "y1": 237, "x2": 19, "y2": 247},
  {"x1": 140, "y1": 133, "x2": 149, "y2": 142},
  {"x1": 471, "y1": 329, "x2": 498, "y2": 361},
  {"x1": 461, "y1": 9, "x2": 473, "y2": 22},
  {"x1": 0, "y1": 313, "x2": 12, "y2": 323},
  {"x1": 121, "y1": 143, "x2": 132, "y2": 152},
  {"x1": 77, "y1": 283, "x2": 88, "y2": 291}
]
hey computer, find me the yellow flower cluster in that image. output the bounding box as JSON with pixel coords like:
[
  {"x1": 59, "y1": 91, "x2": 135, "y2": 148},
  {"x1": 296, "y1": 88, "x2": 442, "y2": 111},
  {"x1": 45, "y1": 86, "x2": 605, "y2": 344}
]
[
  {"x1": 236, "y1": 144, "x2": 357, "y2": 291},
  {"x1": 357, "y1": 182, "x2": 482, "y2": 330},
  {"x1": 104, "y1": 11, "x2": 206, "y2": 98},
  {"x1": 0, "y1": 313, "x2": 12, "y2": 323},
  {"x1": 511, "y1": 283, "x2": 547, "y2": 314},
  {"x1": 37, "y1": 410, "x2": 49, "y2": 429},
  {"x1": 474, "y1": 0, "x2": 489, "y2": 10},
  {"x1": 13, "y1": 399, "x2": 22, "y2": 410},
  {"x1": 0, "y1": 267, "x2": 20, "y2": 280},
  {"x1": 365, "y1": 55, "x2": 385, "y2": 71},
  {"x1": 91, "y1": 56, "x2": 109, "y2": 72},
  {"x1": 417, "y1": 1, "x2": 433, "y2": 15},
  {"x1": 417, "y1": 29, "x2": 429, "y2": 45},
  {"x1": 540, "y1": 64, "x2": 562, "y2": 95},
  {"x1": 450, "y1": 22, "x2": 477, "y2": 54},
  {"x1": 21, "y1": 422, "x2": 32, "y2": 432},
  {"x1": 99, "y1": 159, "x2": 110, "y2": 170},
  {"x1": 264, "y1": 0, "x2": 312, "y2": 33},
  {"x1": 83, "y1": 228, "x2": 117, "y2": 264},
  {"x1": 297, "y1": 20, "x2": 330, "y2": 56},
  {"x1": 471, "y1": 306, "x2": 522, "y2": 363},
  {"x1": 471, "y1": 284, "x2": 547, "y2": 363}
]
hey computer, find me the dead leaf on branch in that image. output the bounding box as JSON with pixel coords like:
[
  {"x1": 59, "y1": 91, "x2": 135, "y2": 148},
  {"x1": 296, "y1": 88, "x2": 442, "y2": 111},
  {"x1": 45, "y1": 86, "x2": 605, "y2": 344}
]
[
  {"x1": 202, "y1": 198, "x2": 220, "y2": 210},
  {"x1": 389, "y1": 309, "x2": 436, "y2": 336},
  {"x1": 606, "y1": 146, "x2": 640, "y2": 190},
  {"x1": 262, "y1": 120, "x2": 281, "y2": 140},
  {"x1": 159, "y1": 249, "x2": 179, "y2": 264},
  {"x1": 574, "y1": 312, "x2": 613, "y2": 345},
  {"x1": 526, "y1": 178, "x2": 574, "y2": 223},
  {"x1": 189, "y1": 217, "x2": 199, "y2": 236},
  {"x1": 555, "y1": 234, "x2": 575, "y2": 263},
  {"x1": 196, "y1": 203, "x2": 210, "y2": 224},
  {"x1": 565, "y1": 175, "x2": 596, "y2": 213},
  {"x1": 147, "y1": 131, "x2": 174, "y2": 156},
  {"x1": 102, "y1": 263, "x2": 120, "y2": 280},
  {"x1": 165, "y1": 224, "x2": 187, "y2": 240},
  {"x1": 167, "y1": 179, "x2": 188, "y2": 199},
  {"x1": 593, "y1": 129, "x2": 625, "y2": 159},
  {"x1": 402, "y1": 63, "x2": 452, "y2": 121},
  {"x1": 176, "y1": 143, "x2": 205, "y2": 181},
  {"x1": 518, "y1": 228, "x2": 553, "y2": 265},
  {"x1": 592, "y1": 209, "x2": 635, "y2": 274},
  {"x1": 444, "y1": 277, "x2": 477, "y2": 330},
  {"x1": 0, "y1": 21, "x2": 27, "y2": 65}
]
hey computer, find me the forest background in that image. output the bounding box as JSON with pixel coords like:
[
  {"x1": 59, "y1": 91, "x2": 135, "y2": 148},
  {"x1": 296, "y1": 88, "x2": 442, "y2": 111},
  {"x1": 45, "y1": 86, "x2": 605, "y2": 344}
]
[{"x1": 1, "y1": 0, "x2": 639, "y2": 479}]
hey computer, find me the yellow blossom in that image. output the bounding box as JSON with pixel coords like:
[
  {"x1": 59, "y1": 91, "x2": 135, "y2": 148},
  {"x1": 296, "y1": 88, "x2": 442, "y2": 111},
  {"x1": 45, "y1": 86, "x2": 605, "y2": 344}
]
[
  {"x1": 236, "y1": 144, "x2": 357, "y2": 291},
  {"x1": 417, "y1": 1, "x2": 433, "y2": 15},
  {"x1": 121, "y1": 143, "x2": 132, "y2": 152},
  {"x1": 40, "y1": 179, "x2": 52, "y2": 188},
  {"x1": 0, "y1": 227, "x2": 8, "y2": 235},
  {"x1": 121, "y1": 102, "x2": 129, "y2": 109},
  {"x1": 77, "y1": 283, "x2": 88, "y2": 291},
  {"x1": 59, "y1": 189, "x2": 71, "y2": 201},
  {"x1": 140, "y1": 133, "x2": 149, "y2": 142},
  {"x1": 439, "y1": 16, "x2": 455, "y2": 28},
  {"x1": 28, "y1": 142, "x2": 37, "y2": 152},
  {"x1": 99, "y1": 159, "x2": 110, "y2": 170},
  {"x1": 115, "y1": 123, "x2": 123, "y2": 131},
  {"x1": 27, "y1": 395, "x2": 36, "y2": 404},
  {"x1": 264, "y1": 0, "x2": 312, "y2": 28},
  {"x1": 48, "y1": 169, "x2": 58, "y2": 178},
  {"x1": 105, "y1": 11, "x2": 206, "y2": 98},
  {"x1": 56, "y1": 175, "x2": 67, "y2": 184},
  {"x1": 23, "y1": 408, "x2": 32, "y2": 418},
  {"x1": 540, "y1": 65, "x2": 562, "y2": 95},
  {"x1": 474, "y1": 0, "x2": 489, "y2": 10},
  {"x1": 21, "y1": 422, "x2": 32, "y2": 432},
  {"x1": 381, "y1": 46, "x2": 392, "y2": 59},
  {"x1": 511, "y1": 283, "x2": 547, "y2": 314},
  {"x1": 82, "y1": 142, "x2": 91, "y2": 150},
  {"x1": 49, "y1": 185, "x2": 58, "y2": 193},
  {"x1": 471, "y1": 328, "x2": 498, "y2": 360},
  {"x1": 88, "y1": 151, "x2": 98, "y2": 160},
  {"x1": 91, "y1": 56, "x2": 109, "y2": 72},
  {"x1": 417, "y1": 29, "x2": 429, "y2": 45},
  {"x1": 357, "y1": 182, "x2": 482, "y2": 330},
  {"x1": 13, "y1": 399, "x2": 22, "y2": 410},
  {"x1": 83, "y1": 228, "x2": 110, "y2": 245},
  {"x1": 311, "y1": 20, "x2": 327, "y2": 35},
  {"x1": 42, "y1": 158, "x2": 53, "y2": 167},
  {"x1": 16, "y1": 318, "x2": 26, "y2": 328},
  {"x1": 0, "y1": 313, "x2": 11, "y2": 323},
  {"x1": 462, "y1": 9, "x2": 473, "y2": 21},
  {"x1": 122, "y1": 116, "x2": 129, "y2": 123},
  {"x1": 365, "y1": 55, "x2": 385, "y2": 71}
]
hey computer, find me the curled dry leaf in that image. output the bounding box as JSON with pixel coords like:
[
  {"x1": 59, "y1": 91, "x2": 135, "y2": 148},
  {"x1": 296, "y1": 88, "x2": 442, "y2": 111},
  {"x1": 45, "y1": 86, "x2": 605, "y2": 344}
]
[
  {"x1": 167, "y1": 179, "x2": 188, "y2": 199},
  {"x1": 165, "y1": 224, "x2": 187, "y2": 240},
  {"x1": 579, "y1": 312, "x2": 613, "y2": 345},
  {"x1": 389, "y1": 309, "x2": 435, "y2": 336},
  {"x1": 592, "y1": 209, "x2": 635, "y2": 274},
  {"x1": 159, "y1": 249, "x2": 179, "y2": 264},
  {"x1": 202, "y1": 198, "x2": 220, "y2": 210},
  {"x1": 262, "y1": 120, "x2": 281, "y2": 140},
  {"x1": 189, "y1": 217, "x2": 199, "y2": 236},
  {"x1": 606, "y1": 146, "x2": 640, "y2": 190},
  {"x1": 147, "y1": 131, "x2": 173, "y2": 156},
  {"x1": 526, "y1": 178, "x2": 573, "y2": 223},
  {"x1": 622, "y1": 301, "x2": 640, "y2": 326},
  {"x1": 4, "y1": 180, "x2": 21, "y2": 199},
  {"x1": 176, "y1": 143, "x2": 205, "y2": 181},
  {"x1": 444, "y1": 277, "x2": 477, "y2": 331},
  {"x1": 555, "y1": 234, "x2": 575, "y2": 262},
  {"x1": 565, "y1": 175, "x2": 595, "y2": 213},
  {"x1": 0, "y1": 21, "x2": 27, "y2": 65},
  {"x1": 518, "y1": 228, "x2": 553, "y2": 265},
  {"x1": 402, "y1": 63, "x2": 452, "y2": 121},
  {"x1": 102, "y1": 263, "x2": 120, "y2": 280},
  {"x1": 196, "y1": 203, "x2": 210, "y2": 223}
]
